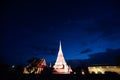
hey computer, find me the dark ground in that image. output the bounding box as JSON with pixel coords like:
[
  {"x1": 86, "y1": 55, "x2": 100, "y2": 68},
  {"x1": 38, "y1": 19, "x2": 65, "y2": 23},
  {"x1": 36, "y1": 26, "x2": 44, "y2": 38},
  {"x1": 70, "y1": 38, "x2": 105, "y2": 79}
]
[
  {"x1": 0, "y1": 64, "x2": 120, "y2": 80},
  {"x1": 1, "y1": 73, "x2": 120, "y2": 80}
]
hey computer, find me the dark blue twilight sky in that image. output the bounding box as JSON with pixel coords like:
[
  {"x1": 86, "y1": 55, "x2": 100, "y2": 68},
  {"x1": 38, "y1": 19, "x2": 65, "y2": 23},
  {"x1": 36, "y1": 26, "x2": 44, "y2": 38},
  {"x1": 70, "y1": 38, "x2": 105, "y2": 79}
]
[{"x1": 2, "y1": 0, "x2": 120, "y2": 66}]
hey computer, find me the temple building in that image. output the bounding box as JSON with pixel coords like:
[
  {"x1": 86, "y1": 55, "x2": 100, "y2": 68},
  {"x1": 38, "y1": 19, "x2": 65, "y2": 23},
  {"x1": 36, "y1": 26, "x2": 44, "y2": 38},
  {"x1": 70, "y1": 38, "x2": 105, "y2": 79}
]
[
  {"x1": 23, "y1": 59, "x2": 46, "y2": 74},
  {"x1": 53, "y1": 41, "x2": 72, "y2": 74},
  {"x1": 88, "y1": 65, "x2": 120, "y2": 74}
]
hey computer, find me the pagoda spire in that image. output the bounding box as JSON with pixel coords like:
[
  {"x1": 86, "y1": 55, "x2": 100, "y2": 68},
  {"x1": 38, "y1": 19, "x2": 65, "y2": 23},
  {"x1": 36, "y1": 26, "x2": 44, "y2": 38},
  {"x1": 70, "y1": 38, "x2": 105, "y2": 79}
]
[
  {"x1": 58, "y1": 41, "x2": 63, "y2": 55},
  {"x1": 59, "y1": 41, "x2": 62, "y2": 53},
  {"x1": 53, "y1": 41, "x2": 72, "y2": 74}
]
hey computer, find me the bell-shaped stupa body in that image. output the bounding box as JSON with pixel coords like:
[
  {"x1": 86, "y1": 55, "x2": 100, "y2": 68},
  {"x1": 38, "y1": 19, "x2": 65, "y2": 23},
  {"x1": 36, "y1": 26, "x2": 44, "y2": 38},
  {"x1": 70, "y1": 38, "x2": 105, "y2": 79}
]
[{"x1": 53, "y1": 41, "x2": 72, "y2": 74}]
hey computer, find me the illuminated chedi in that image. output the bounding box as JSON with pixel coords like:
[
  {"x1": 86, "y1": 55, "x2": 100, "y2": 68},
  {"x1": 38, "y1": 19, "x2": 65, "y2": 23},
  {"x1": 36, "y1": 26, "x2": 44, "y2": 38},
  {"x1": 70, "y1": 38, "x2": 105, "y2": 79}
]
[
  {"x1": 23, "y1": 59, "x2": 46, "y2": 74},
  {"x1": 53, "y1": 41, "x2": 72, "y2": 74}
]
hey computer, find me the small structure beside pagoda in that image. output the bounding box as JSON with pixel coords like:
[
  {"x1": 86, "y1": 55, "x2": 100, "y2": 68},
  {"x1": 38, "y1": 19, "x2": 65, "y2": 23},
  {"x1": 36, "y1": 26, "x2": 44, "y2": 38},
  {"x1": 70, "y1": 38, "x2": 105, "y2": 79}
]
[{"x1": 23, "y1": 59, "x2": 46, "y2": 74}]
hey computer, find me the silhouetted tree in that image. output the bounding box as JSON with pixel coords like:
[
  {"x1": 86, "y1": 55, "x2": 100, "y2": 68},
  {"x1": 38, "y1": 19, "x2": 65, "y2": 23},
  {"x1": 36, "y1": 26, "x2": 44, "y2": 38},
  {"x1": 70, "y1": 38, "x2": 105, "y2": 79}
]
[
  {"x1": 116, "y1": 56, "x2": 120, "y2": 65},
  {"x1": 27, "y1": 57, "x2": 39, "y2": 64},
  {"x1": 41, "y1": 67, "x2": 54, "y2": 75}
]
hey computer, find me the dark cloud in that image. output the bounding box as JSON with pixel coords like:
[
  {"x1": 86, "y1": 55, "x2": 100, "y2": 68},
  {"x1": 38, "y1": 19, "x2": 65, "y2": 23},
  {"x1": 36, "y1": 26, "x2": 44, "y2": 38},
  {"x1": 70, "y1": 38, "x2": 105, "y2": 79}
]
[
  {"x1": 97, "y1": 20, "x2": 120, "y2": 34},
  {"x1": 32, "y1": 45, "x2": 58, "y2": 56},
  {"x1": 81, "y1": 15, "x2": 120, "y2": 44},
  {"x1": 66, "y1": 48, "x2": 120, "y2": 67},
  {"x1": 80, "y1": 48, "x2": 92, "y2": 54},
  {"x1": 88, "y1": 48, "x2": 120, "y2": 65}
]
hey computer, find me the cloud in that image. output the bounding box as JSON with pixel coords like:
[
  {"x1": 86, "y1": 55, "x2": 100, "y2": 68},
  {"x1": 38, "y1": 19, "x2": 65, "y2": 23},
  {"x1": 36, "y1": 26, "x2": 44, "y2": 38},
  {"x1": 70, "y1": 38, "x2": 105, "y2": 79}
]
[
  {"x1": 32, "y1": 45, "x2": 57, "y2": 55},
  {"x1": 88, "y1": 48, "x2": 120, "y2": 65},
  {"x1": 79, "y1": 15, "x2": 120, "y2": 44},
  {"x1": 66, "y1": 48, "x2": 120, "y2": 67},
  {"x1": 80, "y1": 48, "x2": 92, "y2": 54}
]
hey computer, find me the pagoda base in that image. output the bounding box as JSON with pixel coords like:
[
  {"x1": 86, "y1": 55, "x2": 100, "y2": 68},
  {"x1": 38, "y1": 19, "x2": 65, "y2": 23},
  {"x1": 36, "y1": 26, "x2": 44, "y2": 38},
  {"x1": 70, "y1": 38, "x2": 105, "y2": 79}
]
[
  {"x1": 53, "y1": 71, "x2": 71, "y2": 74},
  {"x1": 52, "y1": 69, "x2": 71, "y2": 74}
]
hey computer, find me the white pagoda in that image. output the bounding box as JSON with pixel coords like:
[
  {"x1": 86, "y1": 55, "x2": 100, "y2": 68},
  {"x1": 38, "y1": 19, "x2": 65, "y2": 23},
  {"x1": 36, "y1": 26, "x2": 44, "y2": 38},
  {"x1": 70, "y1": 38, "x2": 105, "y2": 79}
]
[{"x1": 53, "y1": 41, "x2": 72, "y2": 74}]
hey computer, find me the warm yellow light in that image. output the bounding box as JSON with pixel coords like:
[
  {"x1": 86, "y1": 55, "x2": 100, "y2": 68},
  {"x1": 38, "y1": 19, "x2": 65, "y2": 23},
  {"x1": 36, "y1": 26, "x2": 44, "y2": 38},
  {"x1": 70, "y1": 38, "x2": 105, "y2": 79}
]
[{"x1": 88, "y1": 66, "x2": 120, "y2": 74}]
